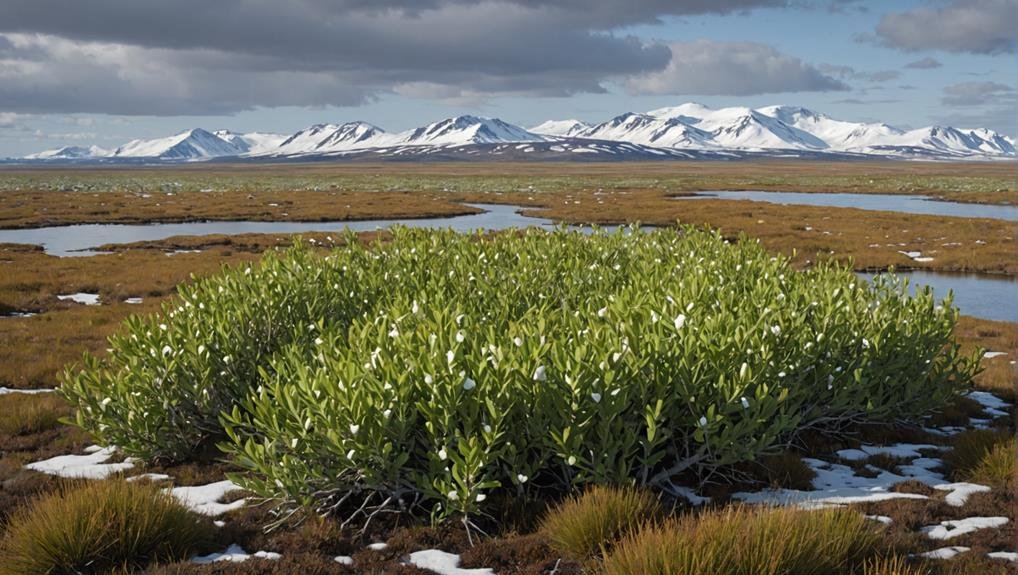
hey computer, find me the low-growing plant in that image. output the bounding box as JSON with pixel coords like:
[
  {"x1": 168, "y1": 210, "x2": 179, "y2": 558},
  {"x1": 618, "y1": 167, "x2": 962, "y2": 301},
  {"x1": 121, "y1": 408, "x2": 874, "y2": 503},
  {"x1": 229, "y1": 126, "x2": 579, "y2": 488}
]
[
  {"x1": 961, "y1": 437, "x2": 1017, "y2": 489},
  {"x1": 859, "y1": 555, "x2": 928, "y2": 575},
  {"x1": 0, "y1": 479, "x2": 216, "y2": 575},
  {"x1": 602, "y1": 506, "x2": 883, "y2": 575},
  {"x1": 943, "y1": 429, "x2": 1012, "y2": 483},
  {"x1": 540, "y1": 486, "x2": 661, "y2": 560},
  {"x1": 65, "y1": 226, "x2": 978, "y2": 524},
  {"x1": 0, "y1": 392, "x2": 70, "y2": 436}
]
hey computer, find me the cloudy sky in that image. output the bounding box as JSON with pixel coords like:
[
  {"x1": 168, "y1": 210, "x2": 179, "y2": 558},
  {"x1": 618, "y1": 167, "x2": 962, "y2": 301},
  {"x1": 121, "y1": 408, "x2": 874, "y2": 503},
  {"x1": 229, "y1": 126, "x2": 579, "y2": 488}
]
[{"x1": 1, "y1": 0, "x2": 1015, "y2": 156}]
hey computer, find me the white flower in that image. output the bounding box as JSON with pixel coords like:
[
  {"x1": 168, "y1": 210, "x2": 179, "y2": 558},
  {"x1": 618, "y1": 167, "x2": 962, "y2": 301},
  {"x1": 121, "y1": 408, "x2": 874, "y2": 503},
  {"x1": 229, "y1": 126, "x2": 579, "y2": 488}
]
[
  {"x1": 674, "y1": 314, "x2": 686, "y2": 330},
  {"x1": 778, "y1": 371, "x2": 786, "y2": 378},
  {"x1": 456, "y1": 314, "x2": 465, "y2": 325},
  {"x1": 447, "y1": 491, "x2": 459, "y2": 501},
  {"x1": 438, "y1": 448, "x2": 448, "y2": 460},
  {"x1": 698, "y1": 416, "x2": 708, "y2": 427},
  {"x1": 513, "y1": 336, "x2": 523, "y2": 347},
  {"x1": 346, "y1": 449, "x2": 356, "y2": 460},
  {"x1": 597, "y1": 307, "x2": 608, "y2": 318},
  {"x1": 424, "y1": 374, "x2": 434, "y2": 386},
  {"x1": 383, "y1": 409, "x2": 392, "y2": 418},
  {"x1": 862, "y1": 338, "x2": 870, "y2": 349},
  {"x1": 349, "y1": 424, "x2": 360, "y2": 435},
  {"x1": 101, "y1": 397, "x2": 112, "y2": 406},
  {"x1": 197, "y1": 344, "x2": 206, "y2": 354},
  {"x1": 446, "y1": 350, "x2": 455, "y2": 364},
  {"x1": 770, "y1": 325, "x2": 781, "y2": 336},
  {"x1": 651, "y1": 311, "x2": 660, "y2": 323},
  {"x1": 388, "y1": 327, "x2": 399, "y2": 338},
  {"x1": 741, "y1": 397, "x2": 750, "y2": 409},
  {"x1": 314, "y1": 337, "x2": 323, "y2": 345},
  {"x1": 591, "y1": 392, "x2": 602, "y2": 403},
  {"x1": 161, "y1": 345, "x2": 173, "y2": 356},
  {"x1": 483, "y1": 424, "x2": 491, "y2": 433},
  {"x1": 476, "y1": 493, "x2": 487, "y2": 502},
  {"x1": 463, "y1": 377, "x2": 476, "y2": 391},
  {"x1": 739, "y1": 362, "x2": 749, "y2": 380},
  {"x1": 533, "y1": 366, "x2": 547, "y2": 381},
  {"x1": 517, "y1": 474, "x2": 529, "y2": 484},
  {"x1": 159, "y1": 323, "x2": 167, "y2": 331},
  {"x1": 412, "y1": 300, "x2": 420, "y2": 314},
  {"x1": 456, "y1": 330, "x2": 465, "y2": 343},
  {"x1": 290, "y1": 438, "x2": 299, "y2": 448},
  {"x1": 567, "y1": 455, "x2": 577, "y2": 466}
]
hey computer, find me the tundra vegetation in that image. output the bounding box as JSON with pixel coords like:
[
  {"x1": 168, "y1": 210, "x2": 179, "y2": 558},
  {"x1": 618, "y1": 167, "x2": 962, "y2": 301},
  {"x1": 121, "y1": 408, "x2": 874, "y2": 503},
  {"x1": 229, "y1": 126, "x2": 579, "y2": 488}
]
[{"x1": 61, "y1": 227, "x2": 977, "y2": 528}]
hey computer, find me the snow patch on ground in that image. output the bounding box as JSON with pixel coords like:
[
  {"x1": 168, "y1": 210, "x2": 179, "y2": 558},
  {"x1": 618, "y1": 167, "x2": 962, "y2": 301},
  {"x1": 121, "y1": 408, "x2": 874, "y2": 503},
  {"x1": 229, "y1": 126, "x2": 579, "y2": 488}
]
[
  {"x1": 25, "y1": 446, "x2": 135, "y2": 479},
  {"x1": 57, "y1": 292, "x2": 100, "y2": 305},
  {"x1": 367, "y1": 542, "x2": 388, "y2": 551},
  {"x1": 191, "y1": 544, "x2": 281, "y2": 564},
  {"x1": 734, "y1": 450, "x2": 943, "y2": 508},
  {"x1": 334, "y1": 555, "x2": 354, "y2": 565},
  {"x1": 671, "y1": 485, "x2": 710, "y2": 506},
  {"x1": 123, "y1": 297, "x2": 143, "y2": 304},
  {"x1": 933, "y1": 482, "x2": 991, "y2": 507},
  {"x1": 835, "y1": 443, "x2": 941, "y2": 462},
  {"x1": 921, "y1": 517, "x2": 1009, "y2": 540},
  {"x1": 866, "y1": 515, "x2": 894, "y2": 525},
  {"x1": 0, "y1": 386, "x2": 55, "y2": 395},
  {"x1": 967, "y1": 390, "x2": 1011, "y2": 418},
  {"x1": 406, "y1": 550, "x2": 496, "y2": 575},
  {"x1": 920, "y1": 546, "x2": 970, "y2": 559},
  {"x1": 988, "y1": 551, "x2": 1018, "y2": 562},
  {"x1": 169, "y1": 480, "x2": 246, "y2": 516},
  {"x1": 982, "y1": 351, "x2": 1007, "y2": 359},
  {"x1": 127, "y1": 472, "x2": 172, "y2": 483}
]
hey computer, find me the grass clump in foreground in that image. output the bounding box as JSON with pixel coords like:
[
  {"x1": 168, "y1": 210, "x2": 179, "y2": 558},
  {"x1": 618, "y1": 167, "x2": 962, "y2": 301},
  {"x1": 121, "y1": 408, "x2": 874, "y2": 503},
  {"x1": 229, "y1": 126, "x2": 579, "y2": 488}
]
[
  {"x1": 944, "y1": 430, "x2": 1017, "y2": 489},
  {"x1": 63, "y1": 226, "x2": 977, "y2": 525},
  {"x1": 0, "y1": 480, "x2": 215, "y2": 575},
  {"x1": 541, "y1": 486, "x2": 661, "y2": 561},
  {"x1": 0, "y1": 392, "x2": 70, "y2": 436},
  {"x1": 603, "y1": 506, "x2": 885, "y2": 575}
]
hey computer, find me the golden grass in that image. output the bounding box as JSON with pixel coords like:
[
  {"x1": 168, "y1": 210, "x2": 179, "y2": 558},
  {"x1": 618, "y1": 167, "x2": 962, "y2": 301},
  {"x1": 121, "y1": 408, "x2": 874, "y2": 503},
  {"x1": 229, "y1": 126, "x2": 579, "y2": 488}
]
[
  {"x1": 0, "y1": 480, "x2": 216, "y2": 575},
  {"x1": 859, "y1": 556, "x2": 929, "y2": 575},
  {"x1": 0, "y1": 393, "x2": 70, "y2": 436},
  {"x1": 602, "y1": 506, "x2": 884, "y2": 575},
  {"x1": 540, "y1": 486, "x2": 662, "y2": 561}
]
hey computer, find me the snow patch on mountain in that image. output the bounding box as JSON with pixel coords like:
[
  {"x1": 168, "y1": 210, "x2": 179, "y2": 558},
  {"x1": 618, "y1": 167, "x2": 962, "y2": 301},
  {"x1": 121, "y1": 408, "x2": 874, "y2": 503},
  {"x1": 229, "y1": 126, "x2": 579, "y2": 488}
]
[
  {"x1": 112, "y1": 129, "x2": 245, "y2": 160},
  {"x1": 529, "y1": 119, "x2": 591, "y2": 137},
  {"x1": 396, "y1": 116, "x2": 545, "y2": 146}
]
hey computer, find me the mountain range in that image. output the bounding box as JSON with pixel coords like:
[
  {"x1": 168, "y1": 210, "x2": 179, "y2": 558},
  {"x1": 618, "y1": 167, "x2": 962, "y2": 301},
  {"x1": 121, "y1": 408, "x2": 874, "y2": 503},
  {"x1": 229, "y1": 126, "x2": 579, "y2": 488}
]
[{"x1": 16, "y1": 103, "x2": 1016, "y2": 163}]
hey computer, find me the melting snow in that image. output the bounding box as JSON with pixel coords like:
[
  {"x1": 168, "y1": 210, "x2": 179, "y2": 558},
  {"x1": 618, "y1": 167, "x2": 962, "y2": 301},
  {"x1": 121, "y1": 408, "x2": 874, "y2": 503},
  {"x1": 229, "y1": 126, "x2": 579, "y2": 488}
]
[
  {"x1": 920, "y1": 546, "x2": 970, "y2": 559},
  {"x1": 123, "y1": 297, "x2": 143, "y2": 304},
  {"x1": 367, "y1": 542, "x2": 388, "y2": 551},
  {"x1": 57, "y1": 292, "x2": 100, "y2": 305},
  {"x1": 866, "y1": 515, "x2": 894, "y2": 525},
  {"x1": 835, "y1": 443, "x2": 941, "y2": 462},
  {"x1": 192, "y1": 544, "x2": 281, "y2": 564},
  {"x1": 921, "y1": 517, "x2": 1009, "y2": 540},
  {"x1": 988, "y1": 551, "x2": 1018, "y2": 563},
  {"x1": 335, "y1": 555, "x2": 354, "y2": 565},
  {"x1": 983, "y1": 351, "x2": 1007, "y2": 359},
  {"x1": 25, "y1": 446, "x2": 135, "y2": 479},
  {"x1": 169, "y1": 480, "x2": 246, "y2": 516},
  {"x1": 0, "y1": 386, "x2": 55, "y2": 395},
  {"x1": 933, "y1": 482, "x2": 991, "y2": 507},
  {"x1": 406, "y1": 550, "x2": 496, "y2": 575}
]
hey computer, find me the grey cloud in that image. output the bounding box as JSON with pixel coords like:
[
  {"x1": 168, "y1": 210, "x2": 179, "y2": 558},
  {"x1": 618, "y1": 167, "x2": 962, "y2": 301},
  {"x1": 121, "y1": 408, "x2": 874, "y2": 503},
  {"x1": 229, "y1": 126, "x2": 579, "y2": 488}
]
[
  {"x1": 904, "y1": 57, "x2": 942, "y2": 69},
  {"x1": 941, "y1": 81, "x2": 1016, "y2": 106},
  {"x1": 0, "y1": 0, "x2": 803, "y2": 114},
  {"x1": 874, "y1": 0, "x2": 1018, "y2": 54},
  {"x1": 628, "y1": 41, "x2": 848, "y2": 96},
  {"x1": 817, "y1": 63, "x2": 898, "y2": 83},
  {"x1": 832, "y1": 98, "x2": 902, "y2": 105}
]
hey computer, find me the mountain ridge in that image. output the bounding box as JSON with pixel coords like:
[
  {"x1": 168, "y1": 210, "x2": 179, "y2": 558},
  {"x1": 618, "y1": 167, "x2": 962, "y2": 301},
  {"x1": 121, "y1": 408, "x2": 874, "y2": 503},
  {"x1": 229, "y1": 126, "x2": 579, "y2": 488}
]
[{"x1": 17, "y1": 104, "x2": 1016, "y2": 162}]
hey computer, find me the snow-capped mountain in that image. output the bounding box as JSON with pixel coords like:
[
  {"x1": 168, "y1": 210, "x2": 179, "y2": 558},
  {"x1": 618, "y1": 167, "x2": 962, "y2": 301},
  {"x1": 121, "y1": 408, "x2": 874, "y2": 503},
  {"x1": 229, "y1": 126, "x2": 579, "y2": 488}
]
[
  {"x1": 24, "y1": 145, "x2": 110, "y2": 160},
  {"x1": 18, "y1": 104, "x2": 1016, "y2": 162},
  {"x1": 111, "y1": 128, "x2": 246, "y2": 160},
  {"x1": 213, "y1": 130, "x2": 287, "y2": 155},
  {"x1": 394, "y1": 115, "x2": 545, "y2": 146},
  {"x1": 530, "y1": 119, "x2": 591, "y2": 137},
  {"x1": 579, "y1": 113, "x2": 715, "y2": 149}
]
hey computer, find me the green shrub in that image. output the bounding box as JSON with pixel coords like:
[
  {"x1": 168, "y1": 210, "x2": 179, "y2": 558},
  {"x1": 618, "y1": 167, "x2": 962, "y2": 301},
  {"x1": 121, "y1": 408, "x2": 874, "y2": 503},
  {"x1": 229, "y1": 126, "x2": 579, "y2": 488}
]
[
  {"x1": 65, "y1": 227, "x2": 976, "y2": 522},
  {"x1": 602, "y1": 506, "x2": 883, "y2": 575},
  {"x1": 0, "y1": 479, "x2": 215, "y2": 575},
  {"x1": 540, "y1": 486, "x2": 661, "y2": 560}
]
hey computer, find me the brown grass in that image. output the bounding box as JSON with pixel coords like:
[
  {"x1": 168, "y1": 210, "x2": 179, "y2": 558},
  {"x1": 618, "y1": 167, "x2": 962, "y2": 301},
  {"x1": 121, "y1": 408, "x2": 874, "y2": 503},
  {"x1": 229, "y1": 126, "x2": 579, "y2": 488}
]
[
  {"x1": 0, "y1": 392, "x2": 70, "y2": 436},
  {"x1": 0, "y1": 479, "x2": 216, "y2": 575},
  {"x1": 603, "y1": 506, "x2": 884, "y2": 575},
  {"x1": 540, "y1": 486, "x2": 662, "y2": 561}
]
